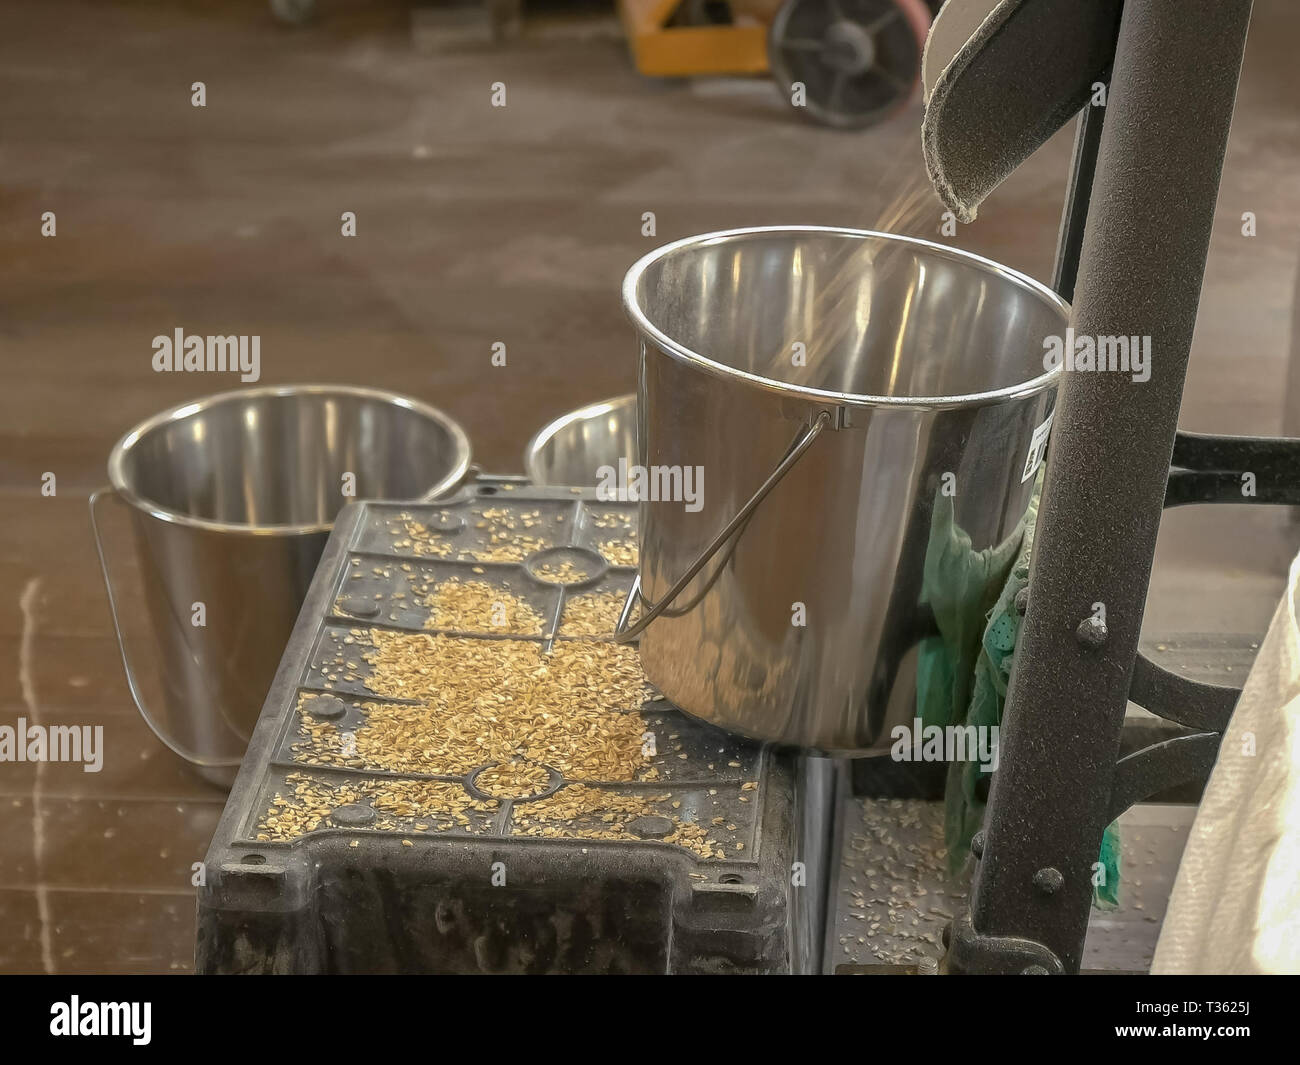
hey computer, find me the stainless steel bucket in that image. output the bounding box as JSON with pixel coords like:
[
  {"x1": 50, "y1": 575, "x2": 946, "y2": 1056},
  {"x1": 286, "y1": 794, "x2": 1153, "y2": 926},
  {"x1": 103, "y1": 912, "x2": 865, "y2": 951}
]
[
  {"x1": 91, "y1": 385, "x2": 471, "y2": 785},
  {"x1": 617, "y1": 226, "x2": 1068, "y2": 753},
  {"x1": 523, "y1": 394, "x2": 636, "y2": 486}
]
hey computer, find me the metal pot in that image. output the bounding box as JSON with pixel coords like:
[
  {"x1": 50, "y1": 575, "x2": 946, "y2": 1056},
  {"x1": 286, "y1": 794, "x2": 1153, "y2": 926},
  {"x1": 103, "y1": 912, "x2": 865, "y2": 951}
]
[
  {"x1": 523, "y1": 394, "x2": 636, "y2": 486},
  {"x1": 618, "y1": 226, "x2": 1067, "y2": 753},
  {"x1": 91, "y1": 384, "x2": 471, "y2": 785}
]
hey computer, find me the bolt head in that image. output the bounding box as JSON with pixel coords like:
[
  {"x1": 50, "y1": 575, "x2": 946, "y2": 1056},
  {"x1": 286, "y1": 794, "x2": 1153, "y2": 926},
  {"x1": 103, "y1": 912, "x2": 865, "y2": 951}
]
[
  {"x1": 1076, "y1": 615, "x2": 1108, "y2": 648},
  {"x1": 305, "y1": 694, "x2": 347, "y2": 720},
  {"x1": 627, "y1": 815, "x2": 674, "y2": 840},
  {"x1": 1032, "y1": 866, "x2": 1064, "y2": 895},
  {"x1": 339, "y1": 595, "x2": 381, "y2": 619},
  {"x1": 1014, "y1": 586, "x2": 1030, "y2": 615},
  {"x1": 331, "y1": 804, "x2": 375, "y2": 827}
]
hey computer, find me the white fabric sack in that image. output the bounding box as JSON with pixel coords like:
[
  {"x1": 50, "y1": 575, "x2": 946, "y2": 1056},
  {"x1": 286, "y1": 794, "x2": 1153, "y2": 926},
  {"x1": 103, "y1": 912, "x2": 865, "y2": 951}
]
[{"x1": 1153, "y1": 550, "x2": 1300, "y2": 974}]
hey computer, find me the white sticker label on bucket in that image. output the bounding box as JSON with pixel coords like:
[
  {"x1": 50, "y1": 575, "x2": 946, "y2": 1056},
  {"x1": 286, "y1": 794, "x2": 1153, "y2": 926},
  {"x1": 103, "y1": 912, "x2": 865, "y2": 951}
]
[{"x1": 1021, "y1": 412, "x2": 1054, "y2": 483}]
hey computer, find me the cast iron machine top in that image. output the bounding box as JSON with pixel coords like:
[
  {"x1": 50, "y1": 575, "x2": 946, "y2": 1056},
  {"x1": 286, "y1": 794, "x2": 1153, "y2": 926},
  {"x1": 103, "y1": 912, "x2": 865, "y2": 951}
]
[{"x1": 196, "y1": 483, "x2": 830, "y2": 974}]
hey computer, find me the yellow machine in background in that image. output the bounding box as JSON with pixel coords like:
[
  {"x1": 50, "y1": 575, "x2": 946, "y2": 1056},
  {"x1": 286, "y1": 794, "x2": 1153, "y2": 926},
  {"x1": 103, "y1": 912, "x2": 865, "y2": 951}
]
[
  {"x1": 618, "y1": 0, "x2": 771, "y2": 76},
  {"x1": 619, "y1": 0, "x2": 937, "y2": 128}
]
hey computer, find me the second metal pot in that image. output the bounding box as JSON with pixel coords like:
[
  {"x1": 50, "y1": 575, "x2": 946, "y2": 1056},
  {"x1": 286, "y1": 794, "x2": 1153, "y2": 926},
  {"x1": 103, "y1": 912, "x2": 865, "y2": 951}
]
[
  {"x1": 523, "y1": 395, "x2": 636, "y2": 486},
  {"x1": 91, "y1": 385, "x2": 471, "y2": 785}
]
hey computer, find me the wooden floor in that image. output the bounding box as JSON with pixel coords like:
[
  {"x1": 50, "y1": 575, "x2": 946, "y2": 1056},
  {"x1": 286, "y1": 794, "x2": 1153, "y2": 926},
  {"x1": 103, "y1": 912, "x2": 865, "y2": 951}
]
[{"x1": 1, "y1": 0, "x2": 1298, "y2": 972}]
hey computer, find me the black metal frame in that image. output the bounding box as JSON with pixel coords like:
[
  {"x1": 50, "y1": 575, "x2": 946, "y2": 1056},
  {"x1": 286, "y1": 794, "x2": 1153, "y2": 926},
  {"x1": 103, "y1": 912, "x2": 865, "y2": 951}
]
[{"x1": 945, "y1": 0, "x2": 1298, "y2": 975}]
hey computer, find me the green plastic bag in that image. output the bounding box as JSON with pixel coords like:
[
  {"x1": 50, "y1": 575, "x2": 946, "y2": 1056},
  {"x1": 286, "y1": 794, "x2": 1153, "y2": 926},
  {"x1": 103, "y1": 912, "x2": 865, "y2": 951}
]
[{"x1": 917, "y1": 475, "x2": 1120, "y2": 908}]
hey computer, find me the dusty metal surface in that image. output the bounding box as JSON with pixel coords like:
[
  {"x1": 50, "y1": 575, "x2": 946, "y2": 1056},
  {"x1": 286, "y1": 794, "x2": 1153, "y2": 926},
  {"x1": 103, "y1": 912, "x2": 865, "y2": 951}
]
[
  {"x1": 831, "y1": 798, "x2": 1193, "y2": 973},
  {"x1": 832, "y1": 798, "x2": 958, "y2": 969},
  {"x1": 196, "y1": 484, "x2": 828, "y2": 973},
  {"x1": 1080, "y1": 804, "x2": 1194, "y2": 973}
]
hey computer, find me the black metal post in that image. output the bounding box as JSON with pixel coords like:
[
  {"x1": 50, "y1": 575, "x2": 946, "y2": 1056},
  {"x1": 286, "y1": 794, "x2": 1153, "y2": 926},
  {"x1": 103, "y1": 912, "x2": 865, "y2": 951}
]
[{"x1": 952, "y1": 0, "x2": 1254, "y2": 974}]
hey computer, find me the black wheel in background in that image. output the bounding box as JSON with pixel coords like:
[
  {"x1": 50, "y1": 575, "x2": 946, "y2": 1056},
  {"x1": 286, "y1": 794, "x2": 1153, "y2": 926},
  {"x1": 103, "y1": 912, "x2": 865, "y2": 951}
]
[{"x1": 769, "y1": 0, "x2": 930, "y2": 129}]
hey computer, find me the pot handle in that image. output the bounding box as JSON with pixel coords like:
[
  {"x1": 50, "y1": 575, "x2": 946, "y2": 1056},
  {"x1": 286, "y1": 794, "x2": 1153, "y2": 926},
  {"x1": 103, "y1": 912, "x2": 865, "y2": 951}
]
[
  {"x1": 613, "y1": 410, "x2": 833, "y2": 643},
  {"x1": 89, "y1": 486, "x2": 244, "y2": 769}
]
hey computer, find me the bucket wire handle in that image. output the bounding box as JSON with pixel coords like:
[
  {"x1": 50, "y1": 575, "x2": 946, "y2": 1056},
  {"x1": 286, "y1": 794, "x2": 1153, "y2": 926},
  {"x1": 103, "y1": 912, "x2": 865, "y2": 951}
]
[
  {"x1": 89, "y1": 487, "x2": 243, "y2": 769},
  {"x1": 613, "y1": 410, "x2": 833, "y2": 643}
]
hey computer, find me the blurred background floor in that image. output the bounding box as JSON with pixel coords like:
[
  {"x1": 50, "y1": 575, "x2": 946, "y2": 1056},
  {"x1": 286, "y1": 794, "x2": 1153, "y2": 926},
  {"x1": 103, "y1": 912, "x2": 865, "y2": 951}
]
[{"x1": 0, "y1": 0, "x2": 1297, "y2": 972}]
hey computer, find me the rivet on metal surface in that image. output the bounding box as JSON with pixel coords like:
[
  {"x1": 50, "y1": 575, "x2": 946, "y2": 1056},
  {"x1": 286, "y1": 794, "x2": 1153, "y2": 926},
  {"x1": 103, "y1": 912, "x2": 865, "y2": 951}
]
[
  {"x1": 339, "y1": 595, "x2": 381, "y2": 619},
  {"x1": 1014, "y1": 586, "x2": 1030, "y2": 615},
  {"x1": 331, "y1": 804, "x2": 376, "y2": 827},
  {"x1": 1075, "y1": 614, "x2": 1108, "y2": 648},
  {"x1": 1032, "y1": 867, "x2": 1064, "y2": 895},
  {"x1": 824, "y1": 405, "x2": 852, "y2": 430},
  {"x1": 627, "y1": 815, "x2": 674, "y2": 840},
  {"x1": 1020, "y1": 964, "x2": 1050, "y2": 975},
  {"x1": 429, "y1": 511, "x2": 465, "y2": 533},
  {"x1": 305, "y1": 694, "x2": 347, "y2": 720},
  {"x1": 971, "y1": 830, "x2": 986, "y2": 859}
]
